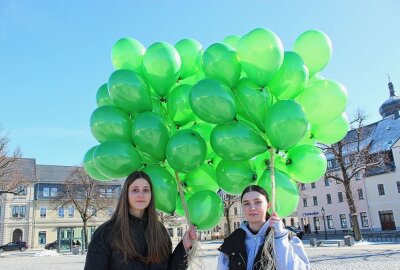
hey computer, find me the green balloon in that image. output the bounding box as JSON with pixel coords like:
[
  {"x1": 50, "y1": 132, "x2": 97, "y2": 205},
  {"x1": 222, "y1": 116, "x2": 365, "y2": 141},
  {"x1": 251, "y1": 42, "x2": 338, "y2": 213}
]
[
  {"x1": 187, "y1": 190, "x2": 224, "y2": 230},
  {"x1": 258, "y1": 169, "x2": 299, "y2": 217},
  {"x1": 175, "y1": 38, "x2": 203, "y2": 79},
  {"x1": 93, "y1": 141, "x2": 143, "y2": 178},
  {"x1": 293, "y1": 30, "x2": 332, "y2": 76},
  {"x1": 131, "y1": 112, "x2": 170, "y2": 161},
  {"x1": 191, "y1": 123, "x2": 215, "y2": 159},
  {"x1": 311, "y1": 113, "x2": 349, "y2": 144},
  {"x1": 143, "y1": 42, "x2": 181, "y2": 97},
  {"x1": 96, "y1": 83, "x2": 114, "y2": 107},
  {"x1": 216, "y1": 160, "x2": 257, "y2": 195},
  {"x1": 203, "y1": 43, "x2": 242, "y2": 89},
  {"x1": 296, "y1": 79, "x2": 348, "y2": 124},
  {"x1": 111, "y1": 37, "x2": 146, "y2": 74},
  {"x1": 137, "y1": 149, "x2": 160, "y2": 165},
  {"x1": 238, "y1": 28, "x2": 284, "y2": 87},
  {"x1": 308, "y1": 73, "x2": 325, "y2": 84},
  {"x1": 211, "y1": 121, "x2": 268, "y2": 160},
  {"x1": 235, "y1": 78, "x2": 271, "y2": 132},
  {"x1": 143, "y1": 165, "x2": 177, "y2": 214},
  {"x1": 265, "y1": 100, "x2": 308, "y2": 150},
  {"x1": 287, "y1": 145, "x2": 327, "y2": 183},
  {"x1": 184, "y1": 163, "x2": 219, "y2": 194},
  {"x1": 252, "y1": 152, "x2": 270, "y2": 176},
  {"x1": 108, "y1": 69, "x2": 152, "y2": 113},
  {"x1": 166, "y1": 129, "x2": 207, "y2": 173},
  {"x1": 222, "y1": 35, "x2": 241, "y2": 50},
  {"x1": 167, "y1": 84, "x2": 196, "y2": 126},
  {"x1": 190, "y1": 79, "x2": 237, "y2": 124},
  {"x1": 83, "y1": 146, "x2": 109, "y2": 181},
  {"x1": 268, "y1": 51, "x2": 309, "y2": 99},
  {"x1": 90, "y1": 106, "x2": 132, "y2": 143}
]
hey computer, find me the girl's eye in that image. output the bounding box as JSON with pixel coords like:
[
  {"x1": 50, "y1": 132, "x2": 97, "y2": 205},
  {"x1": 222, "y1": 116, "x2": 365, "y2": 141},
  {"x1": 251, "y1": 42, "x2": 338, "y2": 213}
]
[
  {"x1": 143, "y1": 189, "x2": 150, "y2": 193},
  {"x1": 132, "y1": 189, "x2": 139, "y2": 193},
  {"x1": 255, "y1": 201, "x2": 262, "y2": 205}
]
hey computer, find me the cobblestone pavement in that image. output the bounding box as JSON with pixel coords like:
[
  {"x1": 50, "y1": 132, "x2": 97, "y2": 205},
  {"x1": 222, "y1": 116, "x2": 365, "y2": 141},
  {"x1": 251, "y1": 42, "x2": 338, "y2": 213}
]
[{"x1": 0, "y1": 242, "x2": 399, "y2": 270}]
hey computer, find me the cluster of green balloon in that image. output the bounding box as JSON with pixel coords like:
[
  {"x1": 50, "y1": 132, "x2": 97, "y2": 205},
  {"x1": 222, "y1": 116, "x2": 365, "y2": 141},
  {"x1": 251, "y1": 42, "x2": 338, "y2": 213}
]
[{"x1": 83, "y1": 27, "x2": 349, "y2": 228}]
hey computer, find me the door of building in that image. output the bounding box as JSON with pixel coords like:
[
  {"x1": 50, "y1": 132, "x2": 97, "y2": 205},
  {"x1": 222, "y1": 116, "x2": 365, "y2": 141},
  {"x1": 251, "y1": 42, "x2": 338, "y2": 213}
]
[
  {"x1": 12, "y1": 229, "x2": 22, "y2": 242},
  {"x1": 379, "y1": 210, "x2": 396, "y2": 230}
]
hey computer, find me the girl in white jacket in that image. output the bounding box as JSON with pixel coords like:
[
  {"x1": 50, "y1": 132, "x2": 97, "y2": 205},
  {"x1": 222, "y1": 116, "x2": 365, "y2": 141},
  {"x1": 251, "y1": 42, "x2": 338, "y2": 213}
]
[{"x1": 217, "y1": 185, "x2": 310, "y2": 270}]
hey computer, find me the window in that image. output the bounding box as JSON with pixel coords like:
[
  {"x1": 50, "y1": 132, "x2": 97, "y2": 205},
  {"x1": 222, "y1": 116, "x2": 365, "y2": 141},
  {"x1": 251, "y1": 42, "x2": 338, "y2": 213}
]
[
  {"x1": 397, "y1": 181, "x2": 400, "y2": 193},
  {"x1": 177, "y1": 227, "x2": 183, "y2": 237},
  {"x1": 377, "y1": 184, "x2": 385, "y2": 195},
  {"x1": 12, "y1": 206, "x2": 26, "y2": 218},
  {"x1": 324, "y1": 178, "x2": 330, "y2": 186},
  {"x1": 234, "y1": 207, "x2": 238, "y2": 216},
  {"x1": 167, "y1": 228, "x2": 173, "y2": 237},
  {"x1": 327, "y1": 215, "x2": 334, "y2": 229},
  {"x1": 311, "y1": 183, "x2": 316, "y2": 189},
  {"x1": 38, "y1": 231, "x2": 46, "y2": 245},
  {"x1": 40, "y1": 207, "x2": 46, "y2": 218},
  {"x1": 43, "y1": 187, "x2": 50, "y2": 197},
  {"x1": 68, "y1": 206, "x2": 74, "y2": 217},
  {"x1": 327, "y1": 160, "x2": 333, "y2": 169},
  {"x1": 338, "y1": 192, "x2": 343, "y2": 202},
  {"x1": 106, "y1": 188, "x2": 113, "y2": 198},
  {"x1": 360, "y1": 212, "x2": 369, "y2": 227},
  {"x1": 358, "y1": 189, "x2": 364, "y2": 200},
  {"x1": 326, "y1": 194, "x2": 332, "y2": 204},
  {"x1": 108, "y1": 207, "x2": 114, "y2": 216},
  {"x1": 301, "y1": 183, "x2": 305, "y2": 190},
  {"x1": 0, "y1": 206, "x2": 1, "y2": 218},
  {"x1": 313, "y1": 196, "x2": 318, "y2": 206},
  {"x1": 303, "y1": 198, "x2": 308, "y2": 207},
  {"x1": 58, "y1": 207, "x2": 64, "y2": 218},
  {"x1": 100, "y1": 188, "x2": 106, "y2": 198},
  {"x1": 355, "y1": 172, "x2": 362, "y2": 180},
  {"x1": 91, "y1": 206, "x2": 97, "y2": 217},
  {"x1": 50, "y1": 188, "x2": 58, "y2": 197},
  {"x1": 340, "y1": 214, "x2": 347, "y2": 228},
  {"x1": 16, "y1": 185, "x2": 27, "y2": 195}
]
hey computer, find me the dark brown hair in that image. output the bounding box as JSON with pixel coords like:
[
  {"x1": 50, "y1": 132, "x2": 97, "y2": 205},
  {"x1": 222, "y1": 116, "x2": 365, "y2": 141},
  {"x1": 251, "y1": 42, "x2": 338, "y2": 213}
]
[
  {"x1": 110, "y1": 171, "x2": 171, "y2": 264},
  {"x1": 241, "y1": 185, "x2": 271, "y2": 219}
]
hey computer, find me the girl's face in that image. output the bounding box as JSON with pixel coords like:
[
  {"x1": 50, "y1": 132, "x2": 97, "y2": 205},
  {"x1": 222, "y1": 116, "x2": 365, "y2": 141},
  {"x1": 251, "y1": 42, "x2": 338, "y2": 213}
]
[
  {"x1": 241, "y1": 191, "x2": 270, "y2": 224},
  {"x1": 128, "y1": 178, "x2": 152, "y2": 216}
]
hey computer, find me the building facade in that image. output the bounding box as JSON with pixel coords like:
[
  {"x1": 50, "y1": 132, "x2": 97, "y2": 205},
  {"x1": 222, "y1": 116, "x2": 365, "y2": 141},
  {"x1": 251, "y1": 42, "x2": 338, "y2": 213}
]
[
  {"x1": 0, "y1": 160, "x2": 121, "y2": 249},
  {"x1": 297, "y1": 80, "x2": 400, "y2": 234}
]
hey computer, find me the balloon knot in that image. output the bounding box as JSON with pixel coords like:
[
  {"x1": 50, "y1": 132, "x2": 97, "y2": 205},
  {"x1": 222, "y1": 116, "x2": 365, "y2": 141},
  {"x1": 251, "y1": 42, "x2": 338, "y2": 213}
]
[
  {"x1": 286, "y1": 159, "x2": 292, "y2": 165},
  {"x1": 160, "y1": 97, "x2": 167, "y2": 103}
]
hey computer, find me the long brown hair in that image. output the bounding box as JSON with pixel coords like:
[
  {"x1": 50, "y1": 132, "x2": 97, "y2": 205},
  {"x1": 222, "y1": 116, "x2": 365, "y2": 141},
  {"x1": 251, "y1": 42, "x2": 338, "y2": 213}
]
[
  {"x1": 110, "y1": 171, "x2": 171, "y2": 264},
  {"x1": 241, "y1": 185, "x2": 271, "y2": 220}
]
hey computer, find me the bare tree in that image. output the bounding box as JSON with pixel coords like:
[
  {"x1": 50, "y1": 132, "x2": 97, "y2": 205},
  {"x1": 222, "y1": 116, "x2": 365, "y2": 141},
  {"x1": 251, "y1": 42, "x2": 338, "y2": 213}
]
[
  {"x1": 322, "y1": 110, "x2": 391, "y2": 241},
  {"x1": 0, "y1": 127, "x2": 30, "y2": 196},
  {"x1": 219, "y1": 191, "x2": 240, "y2": 237},
  {"x1": 51, "y1": 167, "x2": 118, "y2": 252}
]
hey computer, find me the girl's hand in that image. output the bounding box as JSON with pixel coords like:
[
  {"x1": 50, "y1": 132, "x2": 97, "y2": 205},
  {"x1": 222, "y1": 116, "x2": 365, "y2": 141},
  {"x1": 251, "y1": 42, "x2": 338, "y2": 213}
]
[
  {"x1": 183, "y1": 225, "x2": 197, "y2": 251},
  {"x1": 269, "y1": 212, "x2": 286, "y2": 236}
]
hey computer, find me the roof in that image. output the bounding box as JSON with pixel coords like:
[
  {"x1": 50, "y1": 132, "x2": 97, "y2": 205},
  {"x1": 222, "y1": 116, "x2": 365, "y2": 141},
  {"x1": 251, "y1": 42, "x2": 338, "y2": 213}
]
[{"x1": 326, "y1": 115, "x2": 400, "y2": 160}]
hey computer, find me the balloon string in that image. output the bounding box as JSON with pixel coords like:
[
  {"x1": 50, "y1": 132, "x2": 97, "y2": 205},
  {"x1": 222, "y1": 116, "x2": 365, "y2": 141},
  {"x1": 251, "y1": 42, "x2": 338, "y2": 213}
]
[
  {"x1": 174, "y1": 171, "x2": 193, "y2": 227},
  {"x1": 269, "y1": 147, "x2": 275, "y2": 213},
  {"x1": 174, "y1": 171, "x2": 200, "y2": 268}
]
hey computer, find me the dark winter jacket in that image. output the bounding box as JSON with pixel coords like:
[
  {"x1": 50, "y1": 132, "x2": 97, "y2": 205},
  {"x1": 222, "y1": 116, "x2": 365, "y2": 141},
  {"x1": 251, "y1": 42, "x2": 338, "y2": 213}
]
[
  {"x1": 84, "y1": 215, "x2": 187, "y2": 270},
  {"x1": 218, "y1": 226, "x2": 272, "y2": 270}
]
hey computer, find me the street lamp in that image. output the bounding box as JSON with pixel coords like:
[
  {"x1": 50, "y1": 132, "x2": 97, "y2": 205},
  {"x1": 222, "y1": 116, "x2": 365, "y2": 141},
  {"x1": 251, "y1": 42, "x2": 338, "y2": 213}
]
[{"x1": 321, "y1": 207, "x2": 327, "y2": 240}]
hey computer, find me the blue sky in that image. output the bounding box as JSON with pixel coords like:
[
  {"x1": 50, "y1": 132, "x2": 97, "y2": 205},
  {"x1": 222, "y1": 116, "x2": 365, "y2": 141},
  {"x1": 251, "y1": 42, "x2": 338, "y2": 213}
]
[{"x1": 1, "y1": 0, "x2": 399, "y2": 166}]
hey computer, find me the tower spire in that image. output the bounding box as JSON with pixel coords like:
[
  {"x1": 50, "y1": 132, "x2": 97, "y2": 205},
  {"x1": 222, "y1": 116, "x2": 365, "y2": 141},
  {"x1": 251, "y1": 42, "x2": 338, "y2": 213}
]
[{"x1": 388, "y1": 74, "x2": 395, "y2": 97}]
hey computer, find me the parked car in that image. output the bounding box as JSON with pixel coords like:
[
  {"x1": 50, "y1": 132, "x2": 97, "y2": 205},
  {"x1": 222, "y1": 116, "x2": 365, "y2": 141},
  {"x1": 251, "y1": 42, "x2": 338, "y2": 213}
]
[
  {"x1": 45, "y1": 239, "x2": 75, "y2": 250},
  {"x1": 285, "y1": 226, "x2": 304, "y2": 239},
  {"x1": 45, "y1": 240, "x2": 57, "y2": 250},
  {"x1": 0, "y1": 241, "x2": 28, "y2": 253}
]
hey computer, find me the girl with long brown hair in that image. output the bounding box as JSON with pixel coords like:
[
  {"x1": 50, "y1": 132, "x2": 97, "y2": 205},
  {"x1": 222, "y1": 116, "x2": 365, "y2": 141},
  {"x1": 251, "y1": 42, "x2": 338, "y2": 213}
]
[{"x1": 84, "y1": 171, "x2": 197, "y2": 270}]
